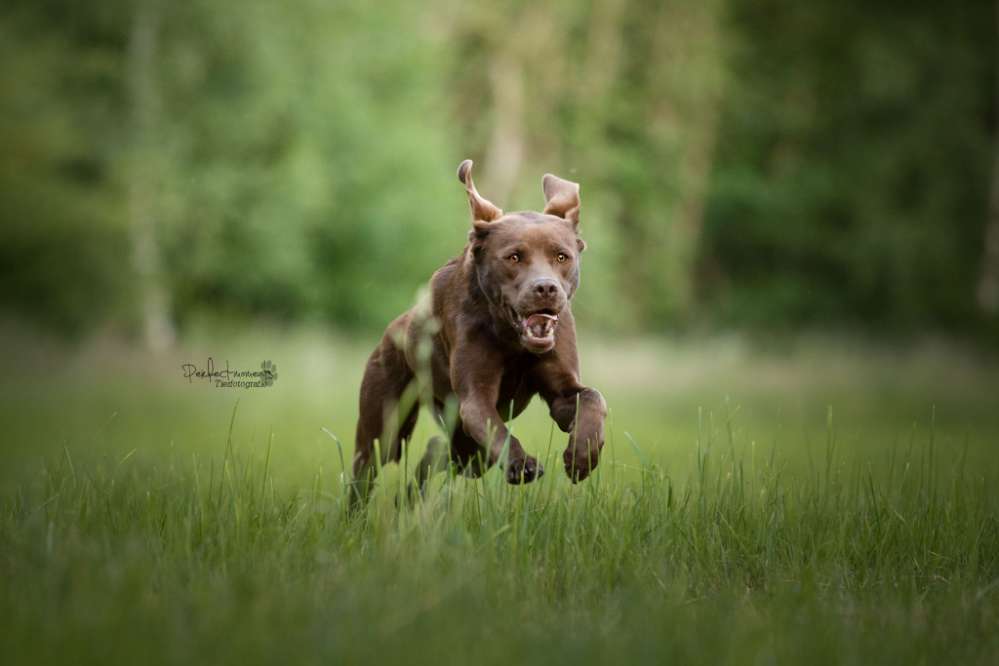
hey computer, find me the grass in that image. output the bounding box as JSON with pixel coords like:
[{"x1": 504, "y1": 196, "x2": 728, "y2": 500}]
[{"x1": 1, "y1": 327, "x2": 998, "y2": 665}]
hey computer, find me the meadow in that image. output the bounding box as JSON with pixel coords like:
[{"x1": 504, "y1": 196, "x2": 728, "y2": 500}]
[{"x1": 2, "y1": 328, "x2": 998, "y2": 665}]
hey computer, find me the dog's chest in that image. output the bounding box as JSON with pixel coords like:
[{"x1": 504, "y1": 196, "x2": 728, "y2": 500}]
[{"x1": 494, "y1": 360, "x2": 536, "y2": 420}]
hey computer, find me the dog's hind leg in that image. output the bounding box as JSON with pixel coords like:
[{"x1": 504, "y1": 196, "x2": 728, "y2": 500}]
[
  {"x1": 446, "y1": 424, "x2": 492, "y2": 479},
  {"x1": 412, "y1": 435, "x2": 450, "y2": 498},
  {"x1": 351, "y1": 329, "x2": 419, "y2": 511},
  {"x1": 405, "y1": 428, "x2": 487, "y2": 504}
]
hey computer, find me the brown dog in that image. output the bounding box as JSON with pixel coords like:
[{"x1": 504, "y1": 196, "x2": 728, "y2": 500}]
[{"x1": 351, "y1": 159, "x2": 606, "y2": 504}]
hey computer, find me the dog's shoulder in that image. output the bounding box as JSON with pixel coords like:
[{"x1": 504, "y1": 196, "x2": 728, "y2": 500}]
[{"x1": 429, "y1": 253, "x2": 474, "y2": 313}]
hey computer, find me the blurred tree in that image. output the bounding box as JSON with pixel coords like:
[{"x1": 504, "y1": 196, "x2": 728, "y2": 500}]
[
  {"x1": 0, "y1": 0, "x2": 463, "y2": 336},
  {"x1": 126, "y1": 0, "x2": 175, "y2": 350},
  {"x1": 978, "y1": 0, "x2": 999, "y2": 317},
  {"x1": 0, "y1": 0, "x2": 995, "y2": 341},
  {"x1": 157, "y1": 0, "x2": 461, "y2": 331},
  {"x1": 702, "y1": 0, "x2": 995, "y2": 333},
  {"x1": 0, "y1": 1, "x2": 131, "y2": 335},
  {"x1": 447, "y1": 0, "x2": 725, "y2": 330}
]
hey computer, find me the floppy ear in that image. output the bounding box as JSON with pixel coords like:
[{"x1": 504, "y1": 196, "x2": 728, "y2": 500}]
[
  {"x1": 542, "y1": 173, "x2": 580, "y2": 227},
  {"x1": 457, "y1": 159, "x2": 502, "y2": 223}
]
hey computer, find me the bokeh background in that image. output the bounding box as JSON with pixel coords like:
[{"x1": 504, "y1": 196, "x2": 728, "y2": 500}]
[
  {"x1": 3, "y1": 0, "x2": 997, "y2": 346},
  {"x1": 4, "y1": 5, "x2": 999, "y2": 663}
]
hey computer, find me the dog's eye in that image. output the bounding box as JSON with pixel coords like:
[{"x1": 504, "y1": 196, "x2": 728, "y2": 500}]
[
  {"x1": 556, "y1": 253, "x2": 568, "y2": 263},
  {"x1": 508, "y1": 253, "x2": 521, "y2": 263}
]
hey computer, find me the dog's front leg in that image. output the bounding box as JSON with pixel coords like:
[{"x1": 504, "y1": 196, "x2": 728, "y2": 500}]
[
  {"x1": 451, "y1": 344, "x2": 543, "y2": 484},
  {"x1": 547, "y1": 385, "x2": 607, "y2": 482},
  {"x1": 457, "y1": 399, "x2": 543, "y2": 484}
]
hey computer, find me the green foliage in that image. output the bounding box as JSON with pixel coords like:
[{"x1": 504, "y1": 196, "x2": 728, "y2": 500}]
[
  {"x1": 0, "y1": 5, "x2": 130, "y2": 333},
  {"x1": 158, "y1": 1, "x2": 463, "y2": 329},
  {"x1": 702, "y1": 0, "x2": 995, "y2": 331},
  {"x1": 0, "y1": 0, "x2": 995, "y2": 337},
  {"x1": 0, "y1": 0, "x2": 463, "y2": 334}
]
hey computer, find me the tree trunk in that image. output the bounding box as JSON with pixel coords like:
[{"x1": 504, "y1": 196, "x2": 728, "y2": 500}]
[
  {"x1": 127, "y1": 0, "x2": 175, "y2": 350},
  {"x1": 978, "y1": 0, "x2": 999, "y2": 315},
  {"x1": 979, "y1": 147, "x2": 999, "y2": 315},
  {"x1": 646, "y1": 1, "x2": 725, "y2": 322},
  {"x1": 483, "y1": 48, "x2": 525, "y2": 206}
]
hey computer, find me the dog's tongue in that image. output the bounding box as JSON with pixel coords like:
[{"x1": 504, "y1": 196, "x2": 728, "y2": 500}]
[{"x1": 524, "y1": 313, "x2": 557, "y2": 339}]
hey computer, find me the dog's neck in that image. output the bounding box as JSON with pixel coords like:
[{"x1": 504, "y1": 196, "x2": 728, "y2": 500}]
[{"x1": 459, "y1": 249, "x2": 522, "y2": 348}]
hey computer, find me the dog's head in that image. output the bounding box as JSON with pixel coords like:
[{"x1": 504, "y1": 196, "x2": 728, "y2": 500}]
[{"x1": 458, "y1": 159, "x2": 586, "y2": 354}]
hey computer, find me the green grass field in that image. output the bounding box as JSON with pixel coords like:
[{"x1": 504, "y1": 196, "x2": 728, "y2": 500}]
[{"x1": 2, "y1": 328, "x2": 998, "y2": 665}]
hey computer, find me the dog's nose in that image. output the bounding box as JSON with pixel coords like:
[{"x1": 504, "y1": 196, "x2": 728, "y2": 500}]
[{"x1": 532, "y1": 278, "x2": 560, "y2": 299}]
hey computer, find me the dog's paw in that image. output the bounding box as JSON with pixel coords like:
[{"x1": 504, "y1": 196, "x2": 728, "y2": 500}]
[
  {"x1": 563, "y1": 443, "x2": 602, "y2": 483},
  {"x1": 506, "y1": 456, "x2": 544, "y2": 485}
]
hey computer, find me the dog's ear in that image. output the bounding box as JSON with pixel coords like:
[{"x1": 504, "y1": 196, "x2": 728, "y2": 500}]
[
  {"x1": 542, "y1": 173, "x2": 580, "y2": 227},
  {"x1": 457, "y1": 159, "x2": 502, "y2": 224}
]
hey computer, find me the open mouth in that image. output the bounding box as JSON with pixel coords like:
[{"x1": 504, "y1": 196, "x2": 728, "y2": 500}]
[{"x1": 515, "y1": 308, "x2": 559, "y2": 352}]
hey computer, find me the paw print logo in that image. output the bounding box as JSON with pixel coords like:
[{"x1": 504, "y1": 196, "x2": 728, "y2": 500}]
[{"x1": 261, "y1": 360, "x2": 278, "y2": 386}]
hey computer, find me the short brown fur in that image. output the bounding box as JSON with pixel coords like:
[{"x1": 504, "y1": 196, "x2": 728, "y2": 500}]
[{"x1": 352, "y1": 160, "x2": 606, "y2": 505}]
